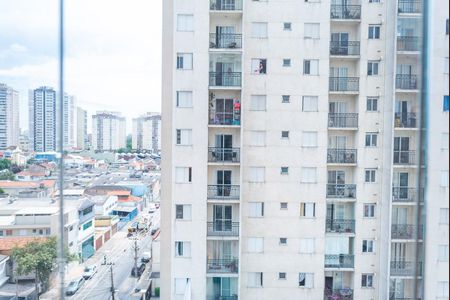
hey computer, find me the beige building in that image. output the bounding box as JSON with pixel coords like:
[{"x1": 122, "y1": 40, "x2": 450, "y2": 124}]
[
  {"x1": 132, "y1": 112, "x2": 162, "y2": 153},
  {"x1": 91, "y1": 111, "x2": 126, "y2": 151}
]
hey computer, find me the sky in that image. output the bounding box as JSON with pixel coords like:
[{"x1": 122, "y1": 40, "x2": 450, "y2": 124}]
[{"x1": 0, "y1": 0, "x2": 162, "y2": 133}]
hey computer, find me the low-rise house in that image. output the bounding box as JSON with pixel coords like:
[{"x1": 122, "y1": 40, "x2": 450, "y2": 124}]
[
  {"x1": 92, "y1": 195, "x2": 118, "y2": 216},
  {"x1": 0, "y1": 180, "x2": 55, "y2": 198}
]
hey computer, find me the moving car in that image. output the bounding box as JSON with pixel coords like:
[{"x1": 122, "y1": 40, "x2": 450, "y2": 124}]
[
  {"x1": 65, "y1": 277, "x2": 85, "y2": 296},
  {"x1": 131, "y1": 263, "x2": 146, "y2": 277},
  {"x1": 141, "y1": 251, "x2": 151, "y2": 263},
  {"x1": 82, "y1": 265, "x2": 97, "y2": 279}
]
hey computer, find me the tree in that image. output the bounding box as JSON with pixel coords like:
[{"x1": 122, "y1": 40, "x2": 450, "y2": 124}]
[
  {"x1": 0, "y1": 171, "x2": 15, "y2": 180},
  {"x1": 10, "y1": 164, "x2": 23, "y2": 174},
  {"x1": 0, "y1": 159, "x2": 11, "y2": 171},
  {"x1": 0, "y1": 188, "x2": 4, "y2": 194}
]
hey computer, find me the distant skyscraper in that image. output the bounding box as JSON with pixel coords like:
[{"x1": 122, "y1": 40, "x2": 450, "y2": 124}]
[
  {"x1": 0, "y1": 83, "x2": 19, "y2": 149},
  {"x1": 132, "y1": 112, "x2": 161, "y2": 153},
  {"x1": 92, "y1": 111, "x2": 126, "y2": 151},
  {"x1": 76, "y1": 107, "x2": 88, "y2": 150}
]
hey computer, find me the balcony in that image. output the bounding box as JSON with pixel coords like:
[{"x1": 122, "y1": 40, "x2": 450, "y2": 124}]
[
  {"x1": 210, "y1": 0, "x2": 242, "y2": 11},
  {"x1": 396, "y1": 74, "x2": 418, "y2": 90},
  {"x1": 330, "y1": 5, "x2": 361, "y2": 20},
  {"x1": 330, "y1": 41, "x2": 360, "y2": 56},
  {"x1": 328, "y1": 113, "x2": 358, "y2": 128},
  {"x1": 393, "y1": 150, "x2": 416, "y2": 165},
  {"x1": 325, "y1": 254, "x2": 354, "y2": 269},
  {"x1": 391, "y1": 224, "x2": 423, "y2": 240},
  {"x1": 207, "y1": 221, "x2": 239, "y2": 236},
  {"x1": 208, "y1": 147, "x2": 240, "y2": 163},
  {"x1": 398, "y1": 0, "x2": 421, "y2": 14},
  {"x1": 395, "y1": 112, "x2": 417, "y2": 128},
  {"x1": 326, "y1": 184, "x2": 356, "y2": 199},
  {"x1": 392, "y1": 187, "x2": 423, "y2": 203},
  {"x1": 326, "y1": 219, "x2": 355, "y2": 234},
  {"x1": 324, "y1": 288, "x2": 354, "y2": 300},
  {"x1": 397, "y1": 36, "x2": 420, "y2": 52},
  {"x1": 207, "y1": 185, "x2": 240, "y2": 200},
  {"x1": 329, "y1": 77, "x2": 359, "y2": 92},
  {"x1": 390, "y1": 298, "x2": 421, "y2": 300},
  {"x1": 207, "y1": 297, "x2": 238, "y2": 300},
  {"x1": 210, "y1": 33, "x2": 242, "y2": 49},
  {"x1": 207, "y1": 258, "x2": 239, "y2": 273},
  {"x1": 209, "y1": 110, "x2": 240, "y2": 126},
  {"x1": 327, "y1": 149, "x2": 357, "y2": 164},
  {"x1": 390, "y1": 261, "x2": 423, "y2": 276},
  {"x1": 209, "y1": 72, "x2": 241, "y2": 87}
]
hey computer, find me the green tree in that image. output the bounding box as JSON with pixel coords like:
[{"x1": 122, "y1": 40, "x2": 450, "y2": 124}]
[
  {"x1": 0, "y1": 188, "x2": 5, "y2": 194},
  {"x1": 0, "y1": 171, "x2": 15, "y2": 180},
  {"x1": 0, "y1": 159, "x2": 11, "y2": 171}
]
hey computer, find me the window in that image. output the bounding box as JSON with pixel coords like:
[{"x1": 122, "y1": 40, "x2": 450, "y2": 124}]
[
  {"x1": 175, "y1": 241, "x2": 191, "y2": 257},
  {"x1": 0, "y1": 230, "x2": 3, "y2": 237},
  {"x1": 365, "y1": 169, "x2": 376, "y2": 183},
  {"x1": 362, "y1": 240, "x2": 375, "y2": 253},
  {"x1": 364, "y1": 204, "x2": 376, "y2": 218},
  {"x1": 444, "y1": 95, "x2": 449, "y2": 111},
  {"x1": 302, "y1": 131, "x2": 318, "y2": 147},
  {"x1": 248, "y1": 237, "x2": 264, "y2": 253},
  {"x1": 299, "y1": 239, "x2": 315, "y2": 254},
  {"x1": 366, "y1": 97, "x2": 378, "y2": 111},
  {"x1": 300, "y1": 203, "x2": 316, "y2": 217},
  {"x1": 304, "y1": 23, "x2": 320, "y2": 39},
  {"x1": 252, "y1": 22, "x2": 268, "y2": 38},
  {"x1": 369, "y1": 0, "x2": 381, "y2": 2},
  {"x1": 438, "y1": 245, "x2": 449, "y2": 261},
  {"x1": 251, "y1": 59, "x2": 267, "y2": 74},
  {"x1": 279, "y1": 272, "x2": 287, "y2": 279},
  {"x1": 437, "y1": 282, "x2": 449, "y2": 297},
  {"x1": 280, "y1": 202, "x2": 288, "y2": 209},
  {"x1": 175, "y1": 204, "x2": 192, "y2": 220},
  {"x1": 176, "y1": 91, "x2": 193, "y2": 107},
  {"x1": 282, "y1": 95, "x2": 290, "y2": 103},
  {"x1": 441, "y1": 170, "x2": 449, "y2": 187},
  {"x1": 249, "y1": 167, "x2": 265, "y2": 182},
  {"x1": 302, "y1": 96, "x2": 318, "y2": 111},
  {"x1": 283, "y1": 59, "x2": 291, "y2": 67},
  {"x1": 177, "y1": 15, "x2": 194, "y2": 32},
  {"x1": 250, "y1": 95, "x2": 267, "y2": 110},
  {"x1": 281, "y1": 131, "x2": 289, "y2": 138},
  {"x1": 283, "y1": 22, "x2": 292, "y2": 31},
  {"x1": 248, "y1": 272, "x2": 263, "y2": 288},
  {"x1": 365, "y1": 133, "x2": 378, "y2": 147},
  {"x1": 367, "y1": 61, "x2": 379, "y2": 75},
  {"x1": 299, "y1": 273, "x2": 314, "y2": 288},
  {"x1": 176, "y1": 53, "x2": 193, "y2": 70},
  {"x1": 249, "y1": 202, "x2": 264, "y2": 217},
  {"x1": 442, "y1": 133, "x2": 449, "y2": 150},
  {"x1": 175, "y1": 278, "x2": 189, "y2": 294},
  {"x1": 440, "y1": 208, "x2": 449, "y2": 224},
  {"x1": 368, "y1": 25, "x2": 380, "y2": 39},
  {"x1": 175, "y1": 167, "x2": 192, "y2": 183},
  {"x1": 279, "y1": 238, "x2": 287, "y2": 245},
  {"x1": 303, "y1": 59, "x2": 319, "y2": 75},
  {"x1": 361, "y1": 274, "x2": 374, "y2": 288},
  {"x1": 250, "y1": 131, "x2": 266, "y2": 146},
  {"x1": 83, "y1": 221, "x2": 92, "y2": 230},
  {"x1": 176, "y1": 129, "x2": 192, "y2": 145},
  {"x1": 281, "y1": 167, "x2": 289, "y2": 175},
  {"x1": 301, "y1": 167, "x2": 317, "y2": 183}
]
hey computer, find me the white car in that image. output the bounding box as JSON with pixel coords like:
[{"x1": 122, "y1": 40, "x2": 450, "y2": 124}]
[
  {"x1": 82, "y1": 265, "x2": 97, "y2": 279},
  {"x1": 141, "y1": 251, "x2": 151, "y2": 263}
]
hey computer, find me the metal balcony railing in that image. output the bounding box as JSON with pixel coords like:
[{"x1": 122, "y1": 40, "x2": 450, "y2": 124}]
[
  {"x1": 392, "y1": 187, "x2": 423, "y2": 203},
  {"x1": 330, "y1": 5, "x2": 361, "y2": 19},
  {"x1": 209, "y1": 110, "x2": 240, "y2": 126},
  {"x1": 207, "y1": 221, "x2": 239, "y2": 236},
  {"x1": 390, "y1": 261, "x2": 423, "y2": 276},
  {"x1": 210, "y1": 33, "x2": 242, "y2": 49},
  {"x1": 391, "y1": 224, "x2": 423, "y2": 239},
  {"x1": 207, "y1": 258, "x2": 239, "y2": 273},
  {"x1": 396, "y1": 74, "x2": 418, "y2": 90},
  {"x1": 327, "y1": 149, "x2": 357, "y2": 164},
  {"x1": 208, "y1": 147, "x2": 240, "y2": 163},
  {"x1": 324, "y1": 254, "x2": 354, "y2": 268},
  {"x1": 328, "y1": 113, "x2": 358, "y2": 128},
  {"x1": 393, "y1": 150, "x2": 416, "y2": 165},
  {"x1": 395, "y1": 112, "x2": 417, "y2": 128},
  {"x1": 207, "y1": 185, "x2": 240, "y2": 200},
  {"x1": 210, "y1": 0, "x2": 242, "y2": 10},
  {"x1": 207, "y1": 296, "x2": 238, "y2": 300},
  {"x1": 397, "y1": 36, "x2": 420, "y2": 52},
  {"x1": 330, "y1": 41, "x2": 360, "y2": 56},
  {"x1": 326, "y1": 184, "x2": 357, "y2": 199},
  {"x1": 398, "y1": 0, "x2": 421, "y2": 13},
  {"x1": 329, "y1": 77, "x2": 359, "y2": 92},
  {"x1": 209, "y1": 72, "x2": 242, "y2": 87},
  {"x1": 324, "y1": 288, "x2": 354, "y2": 300},
  {"x1": 389, "y1": 298, "x2": 422, "y2": 300},
  {"x1": 326, "y1": 219, "x2": 355, "y2": 233}
]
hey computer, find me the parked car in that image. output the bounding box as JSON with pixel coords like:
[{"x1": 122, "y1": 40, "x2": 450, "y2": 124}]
[
  {"x1": 82, "y1": 265, "x2": 97, "y2": 279},
  {"x1": 131, "y1": 263, "x2": 146, "y2": 277},
  {"x1": 141, "y1": 251, "x2": 151, "y2": 263},
  {"x1": 65, "y1": 277, "x2": 85, "y2": 296}
]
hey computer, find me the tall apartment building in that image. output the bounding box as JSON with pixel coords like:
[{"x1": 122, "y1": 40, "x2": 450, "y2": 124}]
[
  {"x1": 0, "y1": 83, "x2": 19, "y2": 149},
  {"x1": 161, "y1": 1, "x2": 449, "y2": 299},
  {"x1": 76, "y1": 106, "x2": 88, "y2": 150},
  {"x1": 91, "y1": 111, "x2": 126, "y2": 151},
  {"x1": 132, "y1": 112, "x2": 162, "y2": 153}
]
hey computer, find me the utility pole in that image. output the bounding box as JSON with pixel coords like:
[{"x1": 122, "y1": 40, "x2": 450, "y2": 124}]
[
  {"x1": 109, "y1": 263, "x2": 115, "y2": 300},
  {"x1": 132, "y1": 238, "x2": 139, "y2": 270}
]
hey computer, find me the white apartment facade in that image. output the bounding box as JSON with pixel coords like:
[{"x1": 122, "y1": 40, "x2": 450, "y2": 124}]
[
  {"x1": 161, "y1": 1, "x2": 449, "y2": 300},
  {"x1": 0, "y1": 83, "x2": 19, "y2": 149},
  {"x1": 76, "y1": 106, "x2": 88, "y2": 150},
  {"x1": 132, "y1": 112, "x2": 162, "y2": 153},
  {"x1": 91, "y1": 111, "x2": 126, "y2": 151}
]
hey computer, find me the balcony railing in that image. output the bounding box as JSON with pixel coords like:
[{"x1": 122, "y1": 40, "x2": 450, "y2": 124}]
[
  {"x1": 208, "y1": 147, "x2": 240, "y2": 163},
  {"x1": 398, "y1": 0, "x2": 421, "y2": 13},
  {"x1": 210, "y1": 33, "x2": 242, "y2": 49},
  {"x1": 393, "y1": 150, "x2": 416, "y2": 165},
  {"x1": 392, "y1": 187, "x2": 423, "y2": 203},
  {"x1": 325, "y1": 254, "x2": 354, "y2": 268},
  {"x1": 326, "y1": 219, "x2": 355, "y2": 233},
  {"x1": 207, "y1": 258, "x2": 239, "y2": 273},
  {"x1": 330, "y1": 5, "x2": 361, "y2": 20},
  {"x1": 207, "y1": 221, "x2": 239, "y2": 236},
  {"x1": 391, "y1": 224, "x2": 423, "y2": 239},
  {"x1": 207, "y1": 185, "x2": 240, "y2": 200},
  {"x1": 390, "y1": 298, "x2": 422, "y2": 300},
  {"x1": 396, "y1": 74, "x2": 418, "y2": 90},
  {"x1": 209, "y1": 72, "x2": 242, "y2": 87},
  {"x1": 326, "y1": 184, "x2": 357, "y2": 199},
  {"x1": 324, "y1": 288, "x2": 354, "y2": 300},
  {"x1": 395, "y1": 112, "x2": 417, "y2": 128},
  {"x1": 210, "y1": 0, "x2": 242, "y2": 10},
  {"x1": 390, "y1": 261, "x2": 423, "y2": 276},
  {"x1": 327, "y1": 149, "x2": 357, "y2": 164},
  {"x1": 330, "y1": 41, "x2": 360, "y2": 56},
  {"x1": 209, "y1": 110, "x2": 240, "y2": 126},
  {"x1": 328, "y1": 113, "x2": 358, "y2": 128},
  {"x1": 329, "y1": 77, "x2": 359, "y2": 92},
  {"x1": 207, "y1": 296, "x2": 238, "y2": 300},
  {"x1": 397, "y1": 36, "x2": 420, "y2": 52}
]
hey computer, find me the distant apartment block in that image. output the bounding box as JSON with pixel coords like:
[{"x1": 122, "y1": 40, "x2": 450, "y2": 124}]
[
  {"x1": 76, "y1": 106, "x2": 88, "y2": 150},
  {"x1": 92, "y1": 111, "x2": 126, "y2": 151},
  {"x1": 132, "y1": 112, "x2": 161, "y2": 153},
  {"x1": 0, "y1": 84, "x2": 19, "y2": 149}
]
